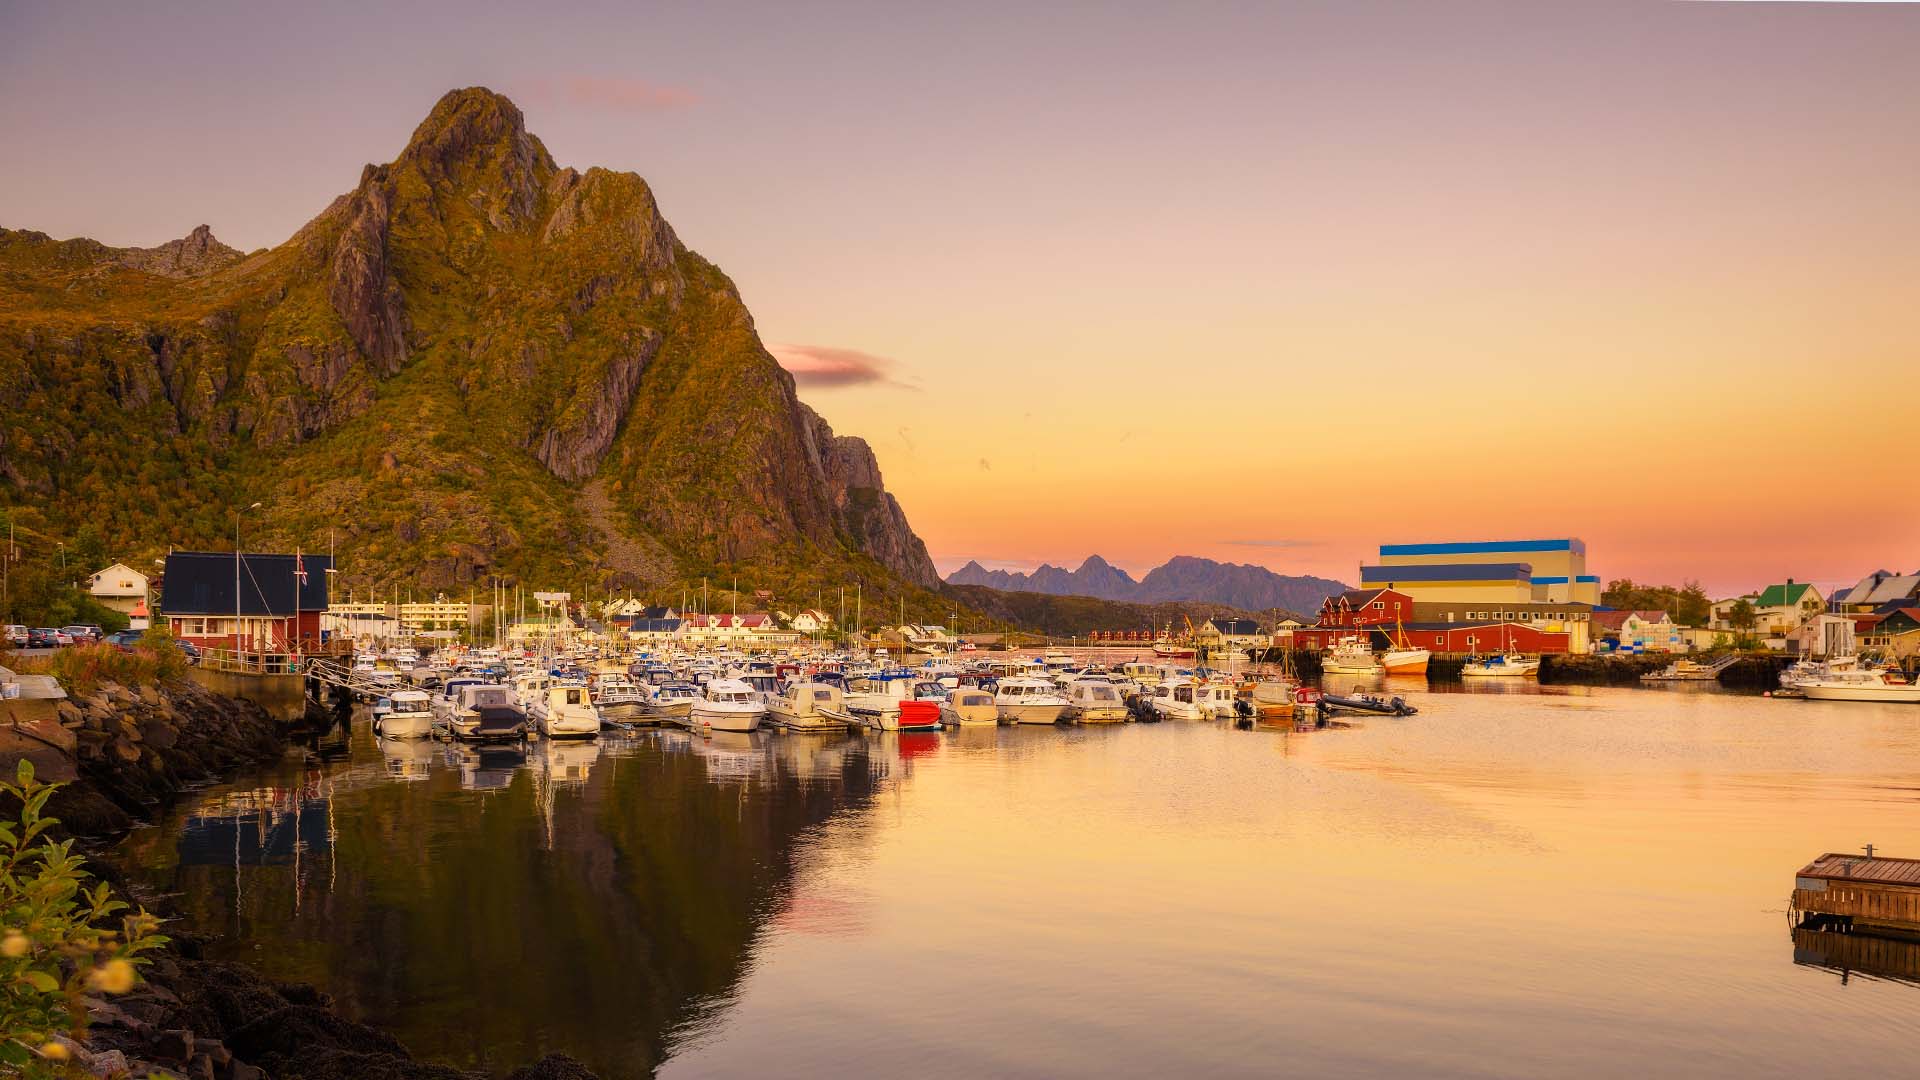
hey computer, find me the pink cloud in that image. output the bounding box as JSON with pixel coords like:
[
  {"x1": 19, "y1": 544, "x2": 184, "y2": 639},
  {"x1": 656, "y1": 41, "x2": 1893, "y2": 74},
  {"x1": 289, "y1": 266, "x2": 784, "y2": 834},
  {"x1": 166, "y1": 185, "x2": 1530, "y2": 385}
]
[
  {"x1": 522, "y1": 76, "x2": 699, "y2": 111},
  {"x1": 768, "y1": 344, "x2": 909, "y2": 389}
]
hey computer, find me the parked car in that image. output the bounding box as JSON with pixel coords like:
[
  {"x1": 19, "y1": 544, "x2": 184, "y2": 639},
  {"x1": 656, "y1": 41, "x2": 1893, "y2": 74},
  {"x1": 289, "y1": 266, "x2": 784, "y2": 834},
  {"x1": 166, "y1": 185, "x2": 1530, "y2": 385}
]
[
  {"x1": 104, "y1": 629, "x2": 144, "y2": 651},
  {"x1": 175, "y1": 639, "x2": 201, "y2": 664},
  {"x1": 3, "y1": 625, "x2": 25, "y2": 647},
  {"x1": 28, "y1": 628, "x2": 67, "y2": 648},
  {"x1": 61, "y1": 624, "x2": 103, "y2": 643}
]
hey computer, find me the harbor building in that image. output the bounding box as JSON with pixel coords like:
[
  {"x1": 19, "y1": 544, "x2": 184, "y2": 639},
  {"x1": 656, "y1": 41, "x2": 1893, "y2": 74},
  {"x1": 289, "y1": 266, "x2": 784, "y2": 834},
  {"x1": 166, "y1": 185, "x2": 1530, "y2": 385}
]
[
  {"x1": 1297, "y1": 588, "x2": 1574, "y2": 653},
  {"x1": 161, "y1": 550, "x2": 332, "y2": 653},
  {"x1": 1363, "y1": 539, "x2": 1601, "y2": 605}
]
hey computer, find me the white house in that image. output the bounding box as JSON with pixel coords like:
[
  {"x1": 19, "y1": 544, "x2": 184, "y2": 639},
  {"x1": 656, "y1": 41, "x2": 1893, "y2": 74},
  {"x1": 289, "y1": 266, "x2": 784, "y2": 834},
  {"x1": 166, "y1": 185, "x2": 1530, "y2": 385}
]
[
  {"x1": 782, "y1": 608, "x2": 833, "y2": 633},
  {"x1": 86, "y1": 563, "x2": 150, "y2": 616}
]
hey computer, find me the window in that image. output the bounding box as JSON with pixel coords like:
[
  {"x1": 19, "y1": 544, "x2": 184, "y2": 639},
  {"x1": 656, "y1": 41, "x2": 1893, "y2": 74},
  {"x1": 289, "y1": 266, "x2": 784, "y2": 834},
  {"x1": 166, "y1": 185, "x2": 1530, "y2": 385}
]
[{"x1": 1373, "y1": 601, "x2": 1385, "y2": 610}]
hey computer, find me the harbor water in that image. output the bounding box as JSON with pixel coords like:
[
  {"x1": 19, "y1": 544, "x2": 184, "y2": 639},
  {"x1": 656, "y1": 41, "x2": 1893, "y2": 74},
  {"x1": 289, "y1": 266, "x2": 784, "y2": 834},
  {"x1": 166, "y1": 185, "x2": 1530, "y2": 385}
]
[{"x1": 116, "y1": 684, "x2": 1920, "y2": 1078}]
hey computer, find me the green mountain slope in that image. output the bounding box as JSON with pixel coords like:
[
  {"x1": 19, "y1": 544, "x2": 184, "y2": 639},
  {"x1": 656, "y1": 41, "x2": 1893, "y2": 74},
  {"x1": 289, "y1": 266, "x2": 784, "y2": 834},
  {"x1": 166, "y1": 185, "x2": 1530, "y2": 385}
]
[{"x1": 0, "y1": 88, "x2": 937, "y2": 608}]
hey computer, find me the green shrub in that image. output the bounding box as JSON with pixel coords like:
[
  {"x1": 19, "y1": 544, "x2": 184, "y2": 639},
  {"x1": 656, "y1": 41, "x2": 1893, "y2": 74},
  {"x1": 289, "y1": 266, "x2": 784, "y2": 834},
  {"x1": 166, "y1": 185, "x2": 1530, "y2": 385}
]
[{"x1": 1, "y1": 760, "x2": 166, "y2": 1073}]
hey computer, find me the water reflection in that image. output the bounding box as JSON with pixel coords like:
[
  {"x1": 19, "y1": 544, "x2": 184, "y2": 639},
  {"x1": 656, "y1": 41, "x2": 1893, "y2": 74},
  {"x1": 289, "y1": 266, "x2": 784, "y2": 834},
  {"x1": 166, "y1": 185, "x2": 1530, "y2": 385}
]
[
  {"x1": 120, "y1": 718, "x2": 887, "y2": 1078},
  {"x1": 1792, "y1": 922, "x2": 1920, "y2": 988}
]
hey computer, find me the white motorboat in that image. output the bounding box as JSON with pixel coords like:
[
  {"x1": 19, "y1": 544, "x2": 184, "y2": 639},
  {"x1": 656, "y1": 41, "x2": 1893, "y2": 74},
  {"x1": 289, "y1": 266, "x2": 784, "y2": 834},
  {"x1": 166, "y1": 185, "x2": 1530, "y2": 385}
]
[
  {"x1": 1065, "y1": 679, "x2": 1128, "y2": 723},
  {"x1": 1381, "y1": 647, "x2": 1431, "y2": 676},
  {"x1": 995, "y1": 676, "x2": 1069, "y2": 725},
  {"x1": 767, "y1": 680, "x2": 849, "y2": 732},
  {"x1": 1322, "y1": 637, "x2": 1382, "y2": 675},
  {"x1": 1119, "y1": 661, "x2": 1162, "y2": 688},
  {"x1": 535, "y1": 684, "x2": 601, "y2": 739},
  {"x1": 1780, "y1": 654, "x2": 1861, "y2": 692},
  {"x1": 377, "y1": 689, "x2": 435, "y2": 739},
  {"x1": 591, "y1": 672, "x2": 647, "y2": 722},
  {"x1": 692, "y1": 679, "x2": 767, "y2": 733},
  {"x1": 1194, "y1": 681, "x2": 1239, "y2": 719},
  {"x1": 840, "y1": 673, "x2": 924, "y2": 731},
  {"x1": 940, "y1": 687, "x2": 1000, "y2": 726},
  {"x1": 1799, "y1": 668, "x2": 1920, "y2": 703},
  {"x1": 641, "y1": 682, "x2": 699, "y2": 724},
  {"x1": 1461, "y1": 654, "x2": 1541, "y2": 678},
  {"x1": 1149, "y1": 677, "x2": 1207, "y2": 721},
  {"x1": 448, "y1": 683, "x2": 528, "y2": 742}
]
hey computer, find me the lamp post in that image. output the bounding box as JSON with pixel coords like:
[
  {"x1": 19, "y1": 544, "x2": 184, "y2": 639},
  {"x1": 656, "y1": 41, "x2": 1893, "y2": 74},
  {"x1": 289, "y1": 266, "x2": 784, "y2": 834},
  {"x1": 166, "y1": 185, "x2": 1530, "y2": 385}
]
[{"x1": 234, "y1": 501, "x2": 261, "y2": 661}]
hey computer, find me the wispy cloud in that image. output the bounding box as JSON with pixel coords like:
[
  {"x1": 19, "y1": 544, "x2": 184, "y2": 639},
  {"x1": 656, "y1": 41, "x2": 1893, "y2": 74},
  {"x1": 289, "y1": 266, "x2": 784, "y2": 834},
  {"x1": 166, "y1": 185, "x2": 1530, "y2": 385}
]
[
  {"x1": 1220, "y1": 539, "x2": 1321, "y2": 549},
  {"x1": 522, "y1": 76, "x2": 699, "y2": 112},
  {"x1": 768, "y1": 344, "x2": 914, "y2": 389}
]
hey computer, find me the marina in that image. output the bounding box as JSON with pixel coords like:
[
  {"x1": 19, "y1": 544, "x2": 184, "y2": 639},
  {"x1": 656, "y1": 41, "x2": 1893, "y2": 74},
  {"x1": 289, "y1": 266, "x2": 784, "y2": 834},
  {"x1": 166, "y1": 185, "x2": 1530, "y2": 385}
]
[{"x1": 112, "y1": 683, "x2": 1920, "y2": 1079}]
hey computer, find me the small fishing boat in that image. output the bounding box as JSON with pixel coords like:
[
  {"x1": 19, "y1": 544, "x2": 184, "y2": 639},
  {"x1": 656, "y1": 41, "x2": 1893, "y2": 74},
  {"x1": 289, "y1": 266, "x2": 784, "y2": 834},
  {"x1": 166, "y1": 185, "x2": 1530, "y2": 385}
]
[
  {"x1": 994, "y1": 675, "x2": 1069, "y2": 725},
  {"x1": 377, "y1": 689, "x2": 435, "y2": 739},
  {"x1": 1065, "y1": 679, "x2": 1129, "y2": 723},
  {"x1": 1460, "y1": 654, "x2": 1540, "y2": 678},
  {"x1": 534, "y1": 683, "x2": 601, "y2": 739},
  {"x1": 1194, "y1": 682, "x2": 1239, "y2": 719},
  {"x1": 767, "y1": 680, "x2": 849, "y2": 732},
  {"x1": 1322, "y1": 637, "x2": 1383, "y2": 675},
  {"x1": 691, "y1": 679, "x2": 766, "y2": 733},
  {"x1": 449, "y1": 683, "x2": 528, "y2": 743},
  {"x1": 940, "y1": 687, "x2": 1000, "y2": 726},
  {"x1": 591, "y1": 672, "x2": 648, "y2": 721},
  {"x1": 1148, "y1": 677, "x2": 1206, "y2": 721}
]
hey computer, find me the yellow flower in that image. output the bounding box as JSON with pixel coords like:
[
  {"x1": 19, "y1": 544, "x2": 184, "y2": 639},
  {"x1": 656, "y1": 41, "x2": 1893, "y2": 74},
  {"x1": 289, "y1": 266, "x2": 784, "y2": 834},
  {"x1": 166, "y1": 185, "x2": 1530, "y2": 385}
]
[
  {"x1": 0, "y1": 931, "x2": 27, "y2": 957},
  {"x1": 86, "y1": 958, "x2": 136, "y2": 994},
  {"x1": 38, "y1": 1041, "x2": 70, "y2": 1061}
]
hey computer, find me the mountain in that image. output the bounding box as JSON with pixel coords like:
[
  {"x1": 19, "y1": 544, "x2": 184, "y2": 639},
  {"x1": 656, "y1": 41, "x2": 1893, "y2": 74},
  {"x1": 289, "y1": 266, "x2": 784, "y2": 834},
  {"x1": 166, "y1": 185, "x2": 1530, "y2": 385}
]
[
  {"x1": 0, "y1": 88, "x2": 937, "y2": 601},
  {"x1": 947, "y1": 555, "x2": 1346, "y2": 616}
]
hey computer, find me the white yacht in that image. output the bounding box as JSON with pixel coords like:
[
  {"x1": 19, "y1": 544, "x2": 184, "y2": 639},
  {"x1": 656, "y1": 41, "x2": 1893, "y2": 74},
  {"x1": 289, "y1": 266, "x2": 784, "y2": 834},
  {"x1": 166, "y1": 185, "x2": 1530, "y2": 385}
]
[
  {"x1": 1799, "y1": 668, "x2": 1920, "y2": 703},
  {"x1": 767, "y1": 680, "x2": 848, "y2": 732},
  {"x1": 1065, "y1": 679, "x2": 1128, "y2": 723},
  {"x1": 378, "y1": 689, "x2": 436, "y2": 739},
  {"x1": 591, "y1": 672, "x2": 647, "y2": 722},
  {"x1": 534, "y1": 683, "x2": 601, "y2": 739},
  {"x1": 691, "y1": 679, "x2": 766, "y2": 733},
  {"x1": 994, "y1": 676, "x2": 1069, "y2": 725}
]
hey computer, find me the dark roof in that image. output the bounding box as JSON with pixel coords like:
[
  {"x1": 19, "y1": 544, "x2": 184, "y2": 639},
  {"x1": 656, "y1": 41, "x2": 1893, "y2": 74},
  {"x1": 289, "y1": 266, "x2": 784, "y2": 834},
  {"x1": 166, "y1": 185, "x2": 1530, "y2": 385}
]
[
  {"x1": 1360, "y1": 562, "x2": 1533, "y2": 583},
  {"x1": 161, "y1": 551, "x2": 332, "y2": 616},
  {"x1": 1330, "y1": 588, "x2": 1392, "y2": 608},
  {"x1": 626, "y1": 618, "x2": 682, "y2": 632},
  {"x1": 1206, "y1": 618, "x2": 1262, "y2": 635}
]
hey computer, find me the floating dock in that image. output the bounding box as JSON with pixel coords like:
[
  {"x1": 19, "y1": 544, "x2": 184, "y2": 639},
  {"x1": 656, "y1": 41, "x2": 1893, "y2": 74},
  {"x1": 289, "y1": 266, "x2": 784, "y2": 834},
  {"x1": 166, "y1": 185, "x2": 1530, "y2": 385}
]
[{"x1": 1793, "y1": 851, "x2": 1920, "y2": 932}]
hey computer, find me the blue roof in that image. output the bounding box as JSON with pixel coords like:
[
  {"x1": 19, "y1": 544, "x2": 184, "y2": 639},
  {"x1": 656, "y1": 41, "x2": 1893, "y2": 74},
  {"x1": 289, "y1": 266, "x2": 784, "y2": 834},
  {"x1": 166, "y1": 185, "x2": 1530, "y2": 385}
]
[
  {"x1": 1360, "y1": 562, "x2": 1533, "y2": 583},
  {"x1": 1379, "y1": 538, "x2": 1585, "y2": 557}
]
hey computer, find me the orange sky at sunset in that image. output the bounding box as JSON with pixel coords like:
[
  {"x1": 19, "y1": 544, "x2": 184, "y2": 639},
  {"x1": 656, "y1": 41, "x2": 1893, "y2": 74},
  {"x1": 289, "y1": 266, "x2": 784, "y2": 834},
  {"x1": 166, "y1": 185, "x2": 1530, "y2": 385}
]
[{"x1": 4, "y1": 1, "x2": 1916, "y2": 596}]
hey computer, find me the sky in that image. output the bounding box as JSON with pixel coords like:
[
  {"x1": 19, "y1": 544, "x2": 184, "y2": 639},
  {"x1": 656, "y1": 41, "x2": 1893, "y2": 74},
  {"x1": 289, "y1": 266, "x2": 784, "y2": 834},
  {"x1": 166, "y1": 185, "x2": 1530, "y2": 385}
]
[{"x1": 3, "y1": 0, "x2": 1916, "y2": 597}]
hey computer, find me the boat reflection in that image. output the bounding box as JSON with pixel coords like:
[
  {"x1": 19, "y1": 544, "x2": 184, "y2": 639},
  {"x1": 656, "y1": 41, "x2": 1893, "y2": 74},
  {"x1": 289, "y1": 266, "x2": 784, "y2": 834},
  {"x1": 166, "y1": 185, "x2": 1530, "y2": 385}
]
[
  {"x1": 379, "y1": 737, "x2": 437, "y2": 781},
  {"x1": 454, "y1": 742, "x2": 528, "y2": 791}
]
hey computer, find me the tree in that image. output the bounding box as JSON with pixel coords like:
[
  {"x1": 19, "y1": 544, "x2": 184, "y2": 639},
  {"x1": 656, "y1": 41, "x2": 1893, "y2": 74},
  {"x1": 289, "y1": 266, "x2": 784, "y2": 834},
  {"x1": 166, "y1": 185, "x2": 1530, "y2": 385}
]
[{"x1": 1728, "y1": 599, "x2": 1757, "y2": 632}]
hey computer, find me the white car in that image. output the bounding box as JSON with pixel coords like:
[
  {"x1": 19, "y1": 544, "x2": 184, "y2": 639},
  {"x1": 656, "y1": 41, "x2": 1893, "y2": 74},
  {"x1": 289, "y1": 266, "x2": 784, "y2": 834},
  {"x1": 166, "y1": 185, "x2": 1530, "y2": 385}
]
[{"x1": 3, "y1": 625, "x2": 25, "y2": 648}]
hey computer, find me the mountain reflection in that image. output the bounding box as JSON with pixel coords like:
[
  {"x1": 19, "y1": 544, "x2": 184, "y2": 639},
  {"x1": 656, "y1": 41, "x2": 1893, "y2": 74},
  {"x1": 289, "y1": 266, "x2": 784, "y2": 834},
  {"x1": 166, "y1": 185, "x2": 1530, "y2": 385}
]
[{"x1": 119, "y1": 725, "x2": 889, "y2": 1078}]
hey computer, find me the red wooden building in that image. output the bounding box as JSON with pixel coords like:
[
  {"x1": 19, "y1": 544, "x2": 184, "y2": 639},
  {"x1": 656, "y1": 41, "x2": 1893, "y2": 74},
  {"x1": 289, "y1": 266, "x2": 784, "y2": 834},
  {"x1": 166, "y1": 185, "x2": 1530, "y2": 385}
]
[
  {"x1": 1316, "y1": 588, "x2": 1415, "y2": 629},
  {"x1": 1293, "y1": 621, "x2": 1569, "y2": 654},
  {"x1": 161, "y1": 550, "x2": 332, "y2": 654}
]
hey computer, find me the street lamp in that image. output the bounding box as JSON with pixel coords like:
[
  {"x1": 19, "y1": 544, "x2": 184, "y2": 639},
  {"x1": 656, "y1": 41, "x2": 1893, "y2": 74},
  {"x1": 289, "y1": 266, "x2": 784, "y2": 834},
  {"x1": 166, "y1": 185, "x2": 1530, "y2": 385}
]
[{"x1": 235, "y1": 501, "x2": 261, "y2": 659}]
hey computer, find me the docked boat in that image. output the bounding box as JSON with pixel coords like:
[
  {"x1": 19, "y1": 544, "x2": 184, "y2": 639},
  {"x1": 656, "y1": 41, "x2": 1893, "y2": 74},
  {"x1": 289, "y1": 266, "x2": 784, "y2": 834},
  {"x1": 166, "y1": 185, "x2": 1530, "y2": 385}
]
[
  {"x1": 1065, "y1": 679, "x2": 1129, "y2": 723},
  {"x1": 534, "y1": 683, "x2": 601, "y2": 739},
  {"x1": 1119, "y1": 661, "x2": 1163, "y2": 688},
  {"x1": 1148, "y1": 677, "x2": 1206, "y2": 721},
  {"x1": 377, "y1": 689, "x2": 435, "y2": 739},
  {"x1": 994, "y1": 675, "x2": 1070, "y2": 725},
  {"x1": 1151, "y1": 636, "x2": 1197, "y2": 659},
  {"x1": 1799, "y1": 668, "x2": 1920, "y2": 703},
  {"x1": 591, "y1": 672, "x2": 648, "y2": 721},
  {"x1": 1380, "y1": 627, "x2": 1431, "y2": 676},
  {"x1": 1250, "y1": 679, "x2": 1298, "y2": 720},
  {"x1": 1322, "y1": 637, "x2": 1383, "y2": 675},
  {"x1": 940, "y1": 687, "x2": 1001, "y2": 726},
  {"x1": 1461, "y1": 653, "x2": 1540, "y2": 678},
  {"x1": 448, "y1": 683, "x2": 528, "y2": 743},
  {"x1": 767, "y1": 680, "x2": 849, "y2": 732},
  {"x1": 1194, "y1": 681, "x2": 1240, "y2": 719},
  {"x1": 691, "y1": 679, "x2": 767, "y2": 733},
  {"x1": 641, "y1": 681, "x2": 699, "y2": 723},
  {"x1": 842, "y1": 674, "x2": 945, "y2": 731}
]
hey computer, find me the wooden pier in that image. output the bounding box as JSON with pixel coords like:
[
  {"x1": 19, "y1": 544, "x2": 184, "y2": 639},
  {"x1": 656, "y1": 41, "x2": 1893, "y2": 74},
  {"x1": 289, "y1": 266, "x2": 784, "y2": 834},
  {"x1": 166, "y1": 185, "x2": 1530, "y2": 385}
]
[{"x1": 1792, "y1": 851, "x2": 1920, "y2": 932}]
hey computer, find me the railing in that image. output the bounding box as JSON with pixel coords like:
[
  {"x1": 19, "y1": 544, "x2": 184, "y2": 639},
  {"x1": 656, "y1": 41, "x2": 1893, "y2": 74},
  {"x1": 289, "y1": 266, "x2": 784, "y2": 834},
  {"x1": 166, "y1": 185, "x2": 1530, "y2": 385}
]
[{"x1": 193, "y1": 647, "x2": 307, "y2": 676}]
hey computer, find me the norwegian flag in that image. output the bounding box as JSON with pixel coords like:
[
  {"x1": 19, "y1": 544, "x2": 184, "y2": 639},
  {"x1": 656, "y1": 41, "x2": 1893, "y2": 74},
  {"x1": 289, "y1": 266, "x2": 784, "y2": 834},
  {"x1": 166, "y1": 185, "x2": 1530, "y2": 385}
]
[{"x1": 295, "y1": 549, "x2": 308, "y2": 586}]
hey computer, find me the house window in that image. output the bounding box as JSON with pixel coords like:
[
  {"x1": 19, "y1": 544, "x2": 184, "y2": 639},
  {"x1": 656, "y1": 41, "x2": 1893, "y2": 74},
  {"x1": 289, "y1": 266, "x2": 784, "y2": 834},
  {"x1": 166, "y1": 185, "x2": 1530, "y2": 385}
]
[{"x1": 1373, "y1": 601, "x2": 1385, "y2": 610}]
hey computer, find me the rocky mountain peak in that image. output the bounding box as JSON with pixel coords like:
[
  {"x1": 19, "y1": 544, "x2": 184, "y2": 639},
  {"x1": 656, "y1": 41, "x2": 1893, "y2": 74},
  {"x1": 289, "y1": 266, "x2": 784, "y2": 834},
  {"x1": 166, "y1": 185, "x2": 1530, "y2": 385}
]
[
  {"x1": 116, "y1": 224, "x2": 241, "y2": 278},
  {"x1": 394, "y1": 86, "x2": 554, "y2": 227}
]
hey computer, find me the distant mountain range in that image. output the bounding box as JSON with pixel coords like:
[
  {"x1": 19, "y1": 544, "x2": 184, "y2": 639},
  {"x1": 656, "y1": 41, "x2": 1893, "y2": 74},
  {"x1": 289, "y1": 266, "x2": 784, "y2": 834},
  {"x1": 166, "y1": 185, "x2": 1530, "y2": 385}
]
[{"x1": 947, "y1": 555, "x2": 1347, "y2": 617}]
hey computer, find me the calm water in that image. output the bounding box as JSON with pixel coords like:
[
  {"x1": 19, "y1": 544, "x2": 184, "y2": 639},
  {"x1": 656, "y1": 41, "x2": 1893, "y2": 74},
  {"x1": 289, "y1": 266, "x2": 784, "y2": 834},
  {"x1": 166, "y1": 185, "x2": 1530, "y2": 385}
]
[{"x1": 117, "y1": 684, "x2": 1920, "y2": 1078}]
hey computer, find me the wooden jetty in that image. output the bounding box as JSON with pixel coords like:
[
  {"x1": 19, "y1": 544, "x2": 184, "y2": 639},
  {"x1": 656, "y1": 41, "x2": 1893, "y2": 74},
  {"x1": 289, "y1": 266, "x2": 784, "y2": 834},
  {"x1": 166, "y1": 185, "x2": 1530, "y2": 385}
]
[{"x1": 1792, "y1": 850, "x2": 1920, "y2": 932}]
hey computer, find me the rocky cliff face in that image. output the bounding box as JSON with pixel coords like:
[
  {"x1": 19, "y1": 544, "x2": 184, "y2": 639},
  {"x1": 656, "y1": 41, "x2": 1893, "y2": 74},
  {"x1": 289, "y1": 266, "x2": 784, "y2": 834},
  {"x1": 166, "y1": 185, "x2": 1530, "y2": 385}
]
[{"x1": 0, "y1": 87, "x2": 937, "y2": 595}]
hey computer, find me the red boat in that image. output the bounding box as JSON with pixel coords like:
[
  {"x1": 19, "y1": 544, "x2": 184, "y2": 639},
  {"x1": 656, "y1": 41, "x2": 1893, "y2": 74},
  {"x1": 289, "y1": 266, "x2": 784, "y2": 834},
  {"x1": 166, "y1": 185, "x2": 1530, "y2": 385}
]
[{"x1": 896, "y1": 700, "x2": 943, "y2": 732}]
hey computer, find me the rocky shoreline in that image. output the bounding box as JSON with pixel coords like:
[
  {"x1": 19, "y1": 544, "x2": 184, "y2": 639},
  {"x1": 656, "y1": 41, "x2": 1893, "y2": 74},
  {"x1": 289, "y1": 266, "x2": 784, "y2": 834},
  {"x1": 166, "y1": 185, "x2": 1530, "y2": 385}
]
[{"x1": 6, "y1": 677, "x2": 600, "y2": 1080}]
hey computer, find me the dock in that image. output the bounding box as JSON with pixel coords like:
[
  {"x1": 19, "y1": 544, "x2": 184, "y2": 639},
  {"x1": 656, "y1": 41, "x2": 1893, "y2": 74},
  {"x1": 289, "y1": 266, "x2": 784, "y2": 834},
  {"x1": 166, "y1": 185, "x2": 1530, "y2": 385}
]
[{"x1": 1792, "y1": 851, "x2": 1920, "y2": 932}]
